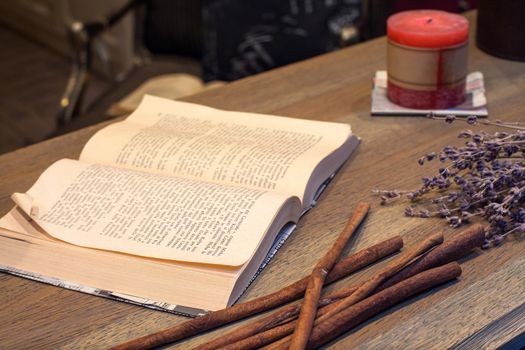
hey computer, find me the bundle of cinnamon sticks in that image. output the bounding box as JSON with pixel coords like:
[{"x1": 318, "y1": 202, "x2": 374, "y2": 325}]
[{"x1": 109, "y1": 202, "x2": 485, "y2": 350}]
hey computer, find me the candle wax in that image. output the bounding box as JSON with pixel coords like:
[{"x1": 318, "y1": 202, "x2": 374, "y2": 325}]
[{"x1": 388, "y1": 10, "x2": 469, "y2": 48}]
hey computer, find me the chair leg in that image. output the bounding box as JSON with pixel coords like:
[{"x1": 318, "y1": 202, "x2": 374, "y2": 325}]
[
  {"x1": 57, "y1": 21, "x2": 91, "y2": 127},
  {"x1": 56, "y1": 0, "x2": 146, "y2": 129}
]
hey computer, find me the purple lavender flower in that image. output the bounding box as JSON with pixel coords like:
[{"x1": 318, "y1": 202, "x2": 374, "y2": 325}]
[
  {"x1": 418, "y1": 209, "x2": 431, "y2": 218},
  {"x1": 459, "y1": 201, "x2": 470, "y2": 211},
  {"x1": 473, "y1": 134, "x2": 483, "y2": 143},
  {"x1": 459, "y1": 130, "x2": 474, "y2": 138},
  {"x1": 511, "y1": 208, "x2": 525, "y2": 223},
  {"x1": 375, "y1": 114, "x2": 525, "y2": 248},
  {"x1": 438, "y1": 207, "x2": 451, "y2": 217},
  {"x1": 426, "y1": 152, "x2": 437, "y2": 161},
  {"x1": 492, "y1": 234, "x2": 504, "y2": 245},
  {"x1": 404, "y1": 206, "x2": 415, "y2": 217},
  {"x1": 447, "y1": 216, "x2": 462, "y2": 228},
  {"x1": 447, "y1": 192, "x2": 458, "y2": 202}
]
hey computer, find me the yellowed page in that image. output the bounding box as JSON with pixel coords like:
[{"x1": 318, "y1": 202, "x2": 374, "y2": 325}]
[
  {"x1": 11, "y1": 159, "x2": 293, "y2": 267},
  {"x1": 0, "y1": 226, "x2": 238, "y2": 311},
  {"x1": 80, "y1": 95, "x2": 352, "y2": 202}
]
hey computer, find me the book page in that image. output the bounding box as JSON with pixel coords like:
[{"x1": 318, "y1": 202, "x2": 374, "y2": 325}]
[
  {"x1": 80, "y1": 95, "x2": 352, "y2": 202},
  {"x1": 0, "y1": 225, "x2": 239, "y2": 312},
  {"x1": 11, "y1": 159, "x2": 297, "y2": 266}
]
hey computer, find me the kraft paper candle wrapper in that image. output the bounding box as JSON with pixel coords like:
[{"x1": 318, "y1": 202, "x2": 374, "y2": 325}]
[
  {"x1": 387, "y1": 41, "x2": 468, "y2": 90},
  {"x1": 371, "y1": 70, "x2": 488, "y2": 117}
]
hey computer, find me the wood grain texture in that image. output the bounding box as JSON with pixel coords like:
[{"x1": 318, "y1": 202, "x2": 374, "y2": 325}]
[{"x1": 1, "y1": 11, "x2": 524, "y2": 349}]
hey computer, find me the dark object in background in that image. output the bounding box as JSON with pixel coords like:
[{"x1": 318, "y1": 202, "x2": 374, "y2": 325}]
[
  {"x1": 55, "y1": 0, "x2": 480, "y2": 130},
  {"x1": 364, "y1": 0, "x2": 476, "y2": 43},
  {"x1": 146, "y1": 0, "x2": 477, "y2": 82},
  {"x1": 391, "y1": 0, "x2": 476, "y2": 12},
  {"x1": 202, "y1": 0, "x2": 363, "y2": 82},
  {"x1": 476, "y1": 0, "x2": 525, "y2": 61},
  {"x1": 144, "y1": 0, "x2": 202, "y2": 58}
]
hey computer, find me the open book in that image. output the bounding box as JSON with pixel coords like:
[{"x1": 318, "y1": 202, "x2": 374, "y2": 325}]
[{"x1": 0, "y1": 96, "x2": 359, "y2": 315}]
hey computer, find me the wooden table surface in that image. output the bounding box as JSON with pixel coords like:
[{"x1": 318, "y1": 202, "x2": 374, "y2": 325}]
[{"x1": 1, "y1": 11, "x2": 524, "y2": 350}]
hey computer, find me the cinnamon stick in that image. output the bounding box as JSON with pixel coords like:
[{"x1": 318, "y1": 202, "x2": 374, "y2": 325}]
[
  {"x1": 328, "y1": 237, "x2": 403, "y2": 285},
  {"x1": 192, "y1": 202, "x2": 369, "y2": 350},
  {"x1": 221, "y1": 317, "x2": 296, "y2": 350},
  {"x1": 378, "y1": 224, "x2": 484, "y2": 290},
  {"x1": 289, "y1": 202, "x2": 370, "y2": 350},
  {"x1": 109, "y1": 236, "x2": 402, "y2": 350},
  {"x1": 261, "y1": 233, "x2": 443, "y2": 350},
  {"x1": 195, "y1": 287, "x2": 352, "y2": 350},
  {"x1": 312, "y1": 232, "x2": 444, "y2": 325},
  {"x1": 267, "y1": 262, "x2": 462, "y2": 350},
  {"x1": 306, "y1": 262, "x2": 462, "y2": 349},
  {"x1": 216, "y1": 226, "x2": 483, "y2": 350},
  {"x1": 216, "y1": 296, "x2": 338, "y2": 350},
  {"x1": 197, "y1": 266, "x2": 387, "y2": 350}
]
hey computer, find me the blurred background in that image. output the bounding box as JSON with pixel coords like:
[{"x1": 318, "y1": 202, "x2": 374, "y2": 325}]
[{"x1": 0, "y1": 0, "x2": 476, "y2": 154}]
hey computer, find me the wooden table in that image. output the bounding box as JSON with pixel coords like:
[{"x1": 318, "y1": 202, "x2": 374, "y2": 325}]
[{"x1": 1, "y1": 11, "x2": 524, "y2": 349}]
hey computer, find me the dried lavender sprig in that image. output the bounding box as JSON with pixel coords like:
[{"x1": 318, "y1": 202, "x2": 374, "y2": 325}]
[
  {"x1": 376, "y1": 115, "x2": 525, "y2": 248},
  {"x1": 429, "y1": 114, "x2": 525, "y2": 131}
]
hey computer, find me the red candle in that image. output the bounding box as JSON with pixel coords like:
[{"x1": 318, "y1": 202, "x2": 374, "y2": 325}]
[{"x1": 387, "y1": 10, "x2": 469, "y2": 109}]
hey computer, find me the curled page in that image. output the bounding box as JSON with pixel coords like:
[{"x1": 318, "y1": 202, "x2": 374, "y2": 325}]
[{"x1": 12, "y1": 159, "x2": 294, "y2": 266}]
